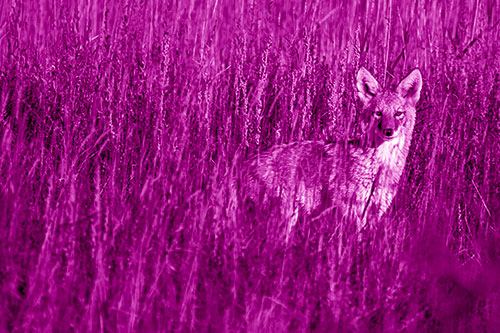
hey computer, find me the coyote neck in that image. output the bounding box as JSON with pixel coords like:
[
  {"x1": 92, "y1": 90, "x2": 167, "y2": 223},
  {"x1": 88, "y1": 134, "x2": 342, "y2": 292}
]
[
  {"x1": 374, "y1": 131, "x2": 411, "y2": 176},
  {"x1": 352, "y1": 125, "x2": 413, "y2": 222}
]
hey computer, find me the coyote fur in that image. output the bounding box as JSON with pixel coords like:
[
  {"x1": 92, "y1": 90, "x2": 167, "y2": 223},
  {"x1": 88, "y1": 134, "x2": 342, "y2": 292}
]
[{"x1": 233, "y1": 67, "x2": 422, "y2": 237}]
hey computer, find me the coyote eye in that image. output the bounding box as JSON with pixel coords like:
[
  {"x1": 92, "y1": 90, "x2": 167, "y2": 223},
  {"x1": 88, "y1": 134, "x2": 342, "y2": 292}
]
[
  {"x1": 375, "y1": 111, "x2": 383, "y2": 117},
  {"x1": 395, "y1": 111, "x2": 404, "y2": 117}
]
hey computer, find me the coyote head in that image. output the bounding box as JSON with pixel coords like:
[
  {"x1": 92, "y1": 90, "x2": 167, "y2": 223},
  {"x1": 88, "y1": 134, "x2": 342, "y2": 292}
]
[{"x1": 356, "y1": 67, "x2": 422, "y2": 146}]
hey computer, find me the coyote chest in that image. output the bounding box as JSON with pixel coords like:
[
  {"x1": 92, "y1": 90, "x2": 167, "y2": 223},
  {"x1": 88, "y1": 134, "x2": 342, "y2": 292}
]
[{"x1": 346, "y1": 135, "x2": 408, "y2": 222}]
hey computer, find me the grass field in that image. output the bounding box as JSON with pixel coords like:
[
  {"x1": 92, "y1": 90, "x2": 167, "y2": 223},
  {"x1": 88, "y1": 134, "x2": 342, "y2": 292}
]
[{"x1": 1, "y1": 0, "x2": 500, "y2": 331}]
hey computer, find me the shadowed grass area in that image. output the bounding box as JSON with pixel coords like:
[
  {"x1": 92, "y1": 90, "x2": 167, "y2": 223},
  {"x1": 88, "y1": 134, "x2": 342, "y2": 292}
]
[{"x1": 1, "y1": 0, "x2": 499, "y2": 331}]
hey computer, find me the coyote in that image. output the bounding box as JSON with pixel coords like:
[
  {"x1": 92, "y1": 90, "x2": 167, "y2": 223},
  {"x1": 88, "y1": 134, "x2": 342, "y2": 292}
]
[{"x1": 232, "y1": 67, "x2": 422, "y2": 238}]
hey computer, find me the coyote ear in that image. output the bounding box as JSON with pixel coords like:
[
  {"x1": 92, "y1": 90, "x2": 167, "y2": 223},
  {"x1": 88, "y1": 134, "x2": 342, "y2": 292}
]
[
  {"x1": 357, "y1": 67, "x2": 379, "y2": 106},
  {"x1": 397, "y1": 69, "x2": 422, "y2": 107}
]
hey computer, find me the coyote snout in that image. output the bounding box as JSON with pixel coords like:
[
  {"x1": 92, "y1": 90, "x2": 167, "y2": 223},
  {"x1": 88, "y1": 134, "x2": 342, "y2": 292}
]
[
  {"x1": 377, "y1": 111, "x2": 398, "y2": 139},
  {"x1": 233, "y1": 67, "x2": 422, "y2": 239}
]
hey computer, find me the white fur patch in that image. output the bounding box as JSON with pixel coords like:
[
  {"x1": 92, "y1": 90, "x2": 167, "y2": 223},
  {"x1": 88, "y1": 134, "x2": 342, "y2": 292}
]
[{"x1": 377, "y1": 134, "x2": 404, "y2": 166}]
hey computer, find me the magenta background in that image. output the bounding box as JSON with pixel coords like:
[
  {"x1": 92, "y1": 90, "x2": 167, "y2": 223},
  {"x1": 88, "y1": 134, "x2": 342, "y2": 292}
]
[{"x1": 1, "y1": 0, "x2": 499, "y2": 331}]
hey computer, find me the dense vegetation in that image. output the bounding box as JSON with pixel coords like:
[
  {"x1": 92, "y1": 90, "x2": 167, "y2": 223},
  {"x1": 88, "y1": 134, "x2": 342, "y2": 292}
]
[{"x1": 1, "y1": 0, "x2": 499, "y2": 331}]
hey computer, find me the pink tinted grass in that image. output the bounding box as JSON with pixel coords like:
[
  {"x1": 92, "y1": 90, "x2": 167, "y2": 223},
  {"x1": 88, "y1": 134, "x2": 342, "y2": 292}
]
[{"x1": 0, "y1": 0, "x2": 499, "y2": 331}]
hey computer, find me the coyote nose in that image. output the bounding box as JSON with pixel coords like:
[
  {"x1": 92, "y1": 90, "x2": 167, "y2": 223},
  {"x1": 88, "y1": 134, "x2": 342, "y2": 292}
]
[{"x1": 383, "y1": 129, "x2": 393, "y2": 137}]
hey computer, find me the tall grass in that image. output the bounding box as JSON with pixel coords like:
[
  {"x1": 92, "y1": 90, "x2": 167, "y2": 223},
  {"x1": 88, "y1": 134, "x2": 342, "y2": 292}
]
[{"x1": 1, "y1": 0, "x2": 499, "y2": 331}]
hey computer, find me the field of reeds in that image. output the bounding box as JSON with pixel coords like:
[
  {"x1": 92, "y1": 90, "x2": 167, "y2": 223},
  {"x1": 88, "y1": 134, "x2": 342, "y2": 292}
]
[{"x1": 1, "y1": 0, "x2": 499, "y2": 331}]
